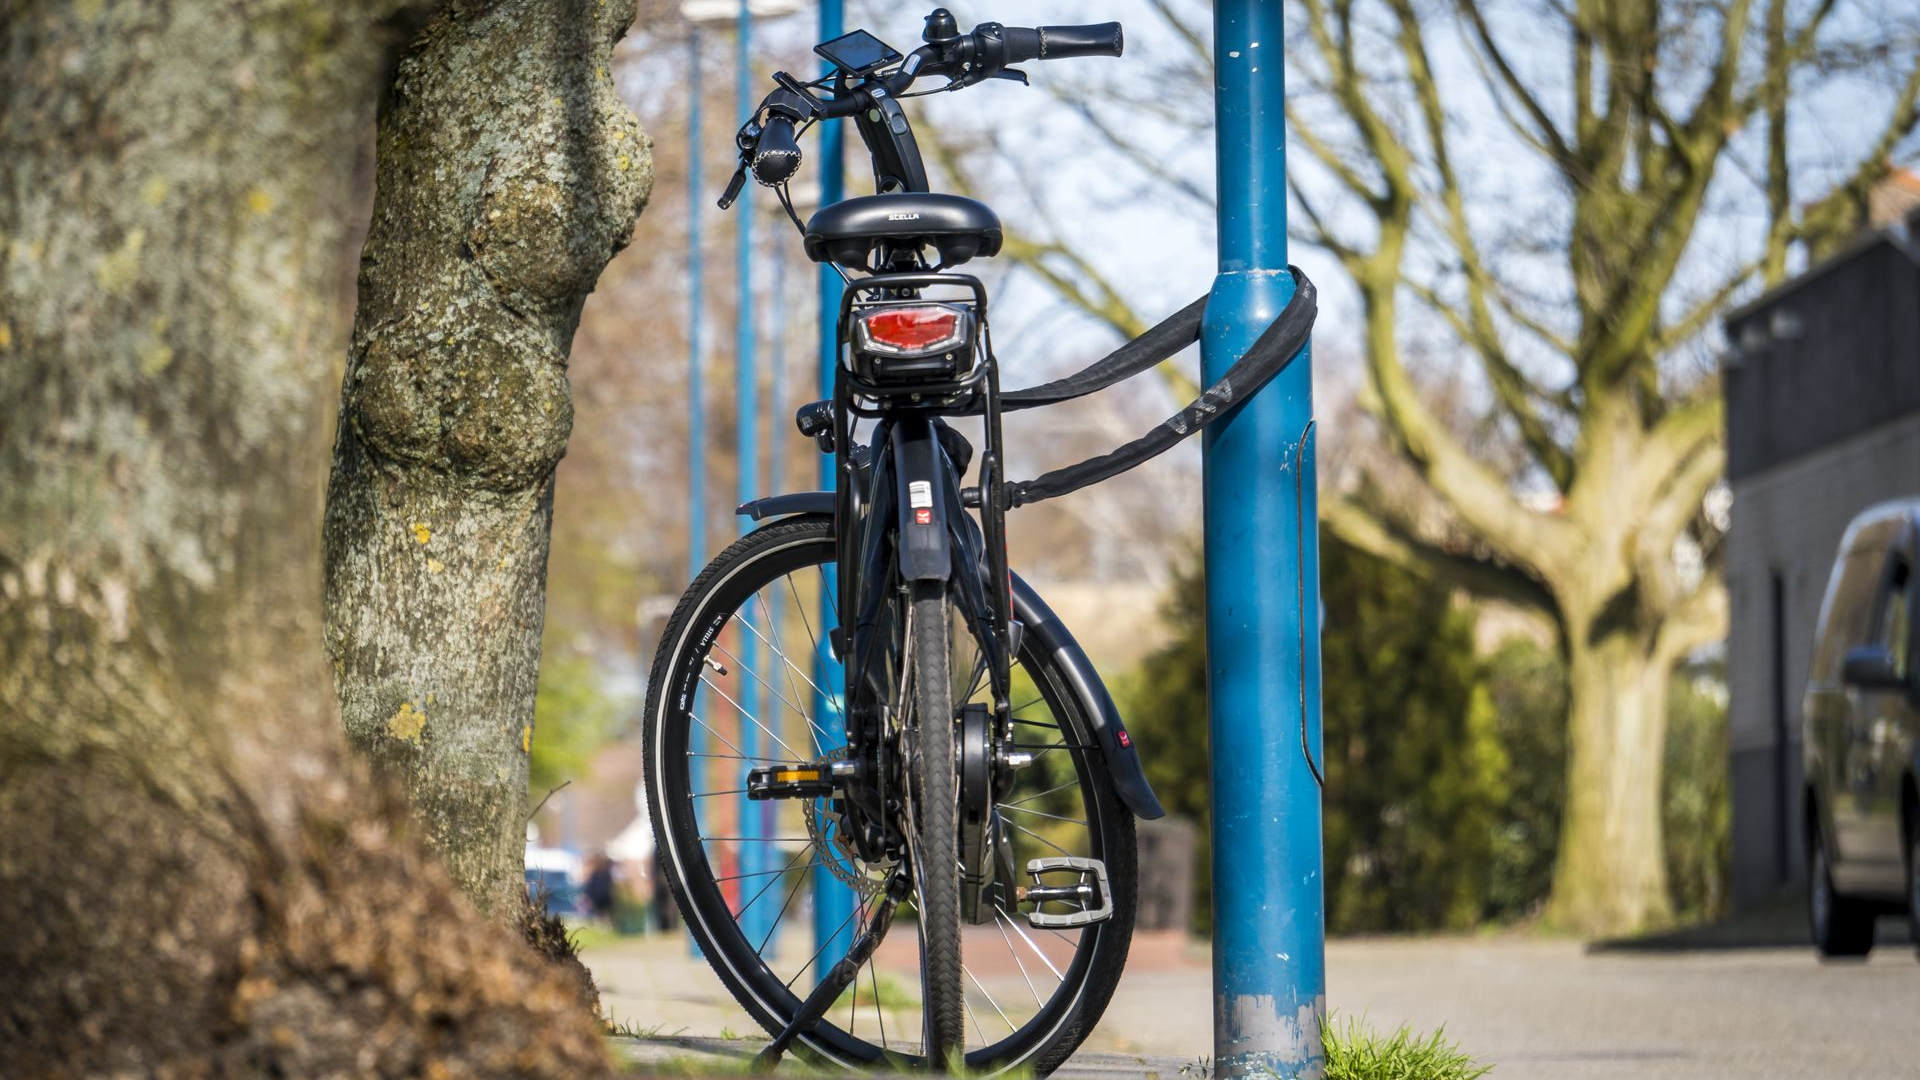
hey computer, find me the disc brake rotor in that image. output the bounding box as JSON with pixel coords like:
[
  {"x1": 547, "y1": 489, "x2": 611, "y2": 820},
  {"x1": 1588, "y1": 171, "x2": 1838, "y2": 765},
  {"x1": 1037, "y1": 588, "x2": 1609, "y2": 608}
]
[{"x1": 804, "y1": 747, "x2": 891, "y2": 897}]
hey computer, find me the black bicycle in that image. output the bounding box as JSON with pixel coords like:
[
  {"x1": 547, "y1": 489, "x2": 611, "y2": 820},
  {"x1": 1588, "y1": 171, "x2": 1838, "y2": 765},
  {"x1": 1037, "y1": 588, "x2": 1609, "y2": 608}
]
[{"x1": 644, "y1": 8, "x2": 1315, "y2": 1073}]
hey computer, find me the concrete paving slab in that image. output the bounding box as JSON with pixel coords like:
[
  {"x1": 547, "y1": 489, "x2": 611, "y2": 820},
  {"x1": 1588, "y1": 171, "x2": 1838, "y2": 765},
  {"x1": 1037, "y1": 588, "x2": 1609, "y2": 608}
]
[{"x1": 585, "y1": 916, "x2": 1920, "y2": 1079}]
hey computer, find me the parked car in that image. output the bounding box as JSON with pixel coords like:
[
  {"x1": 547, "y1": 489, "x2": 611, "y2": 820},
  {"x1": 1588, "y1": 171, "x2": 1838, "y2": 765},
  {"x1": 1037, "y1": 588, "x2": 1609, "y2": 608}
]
[
  {"x1": 525, "y1": 844, "x2": 584, "y2": 917},
  {"x1": 1804, "y1": 498, "x2": 1920, "y2": 957}
]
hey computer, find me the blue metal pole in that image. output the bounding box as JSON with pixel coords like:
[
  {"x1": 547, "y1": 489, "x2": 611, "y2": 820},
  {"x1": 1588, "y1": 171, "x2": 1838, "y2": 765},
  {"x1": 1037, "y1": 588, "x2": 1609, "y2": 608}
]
[
  {"x1": 687, "y1": 31, "x2": 709, "y2": 586},
  {"x1": 686, "y1": 27, "x2": 710, "y2": 959},
  {"x1": 1203, "y1": 3, "x2": 1323, "y2": 1078},
  {"x1": 733, "y1": 0, "x2": 774, "y2": 952},
  {"x1": 770, "y1": 251, "x2": 785, "y2": 512},
  {"x1": 811, "y1": 0, "x2": 856, "y2": 965}
]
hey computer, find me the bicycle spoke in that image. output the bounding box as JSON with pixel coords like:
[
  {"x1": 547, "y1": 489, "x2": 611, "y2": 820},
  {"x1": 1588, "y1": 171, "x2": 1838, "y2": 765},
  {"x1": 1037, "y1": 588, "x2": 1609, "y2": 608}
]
[
  {"x1": 730, "y1": 842, "x2": 817, "y2": 922},
  {"x1": 1001, "y1": 780, "x2": 1077, "y2": 808},
  {"x1": 688, "y1": 710, "x2": 767, "y2": 766},
  {"x1": 712, "y1": 636, "x2": 825, "y2": 755},
  {"x1": 963, "y1": 649, "x2": 989, "y2": 702},
  {"x1": 711, "y1": 860, "x2": 826, "y2": 885},
  {"x1": 756, "y1": 853, "x2": 815, "y2": 955},
  {"x1": 753, "y1": 589, "x2": 831, "y2": 753},
  {"x1": 699, "y1": 674, "x2": 808, "y2": 762},
  {"x1": 818, "y1": 563, "x2": 840, "y2": 625},
  {"x1": 996, "y1": 803, "x2": 1086, "y2": 826},
  {"x1": 965, "y1": 964, "x2": 1016, "y2": 1035},
  {"x1": 869, "y1": 956, "x2": 888, "y2": 1052},
  {"x1": 785, "y1": 572, "x2": 827, "y2": 680},
  {"x1": 1011, "y1": 740, "x2": 1094, "y2": 751},
  {"x1": 993, "y1": 909, "x2": 1047, "y2": 1006},
  {"x1": 737, "y1": 591, "x2": 837, "y2": 711},
  {"x1": 782, "y1": 898, "x2": 866, "y2": 991},
  {"x1": 994, "y1": 903, "x2": 1066, "y2": 980},
  {"x1": 743, "y1": 593, "x2": 836, "y2": 738},
  {"x1": 1007, "y1": 820, "x2": 1074, "y2": 857}
]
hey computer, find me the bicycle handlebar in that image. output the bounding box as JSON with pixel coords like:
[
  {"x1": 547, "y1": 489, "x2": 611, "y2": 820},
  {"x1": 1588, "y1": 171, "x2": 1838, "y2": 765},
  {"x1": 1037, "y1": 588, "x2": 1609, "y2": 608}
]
[
  {"x1": 998, "y1": 23, "x2": 1124, "y2": 65},
  {"x1": 722, "y1": 9, "x2": 1124, "y2": 207}
]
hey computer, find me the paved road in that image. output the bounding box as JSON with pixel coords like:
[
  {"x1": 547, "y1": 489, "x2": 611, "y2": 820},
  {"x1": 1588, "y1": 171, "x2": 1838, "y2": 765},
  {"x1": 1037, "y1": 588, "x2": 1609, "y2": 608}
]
[{"x1": 587, "y1": 919, "x2": 1920, "y2": 1078}]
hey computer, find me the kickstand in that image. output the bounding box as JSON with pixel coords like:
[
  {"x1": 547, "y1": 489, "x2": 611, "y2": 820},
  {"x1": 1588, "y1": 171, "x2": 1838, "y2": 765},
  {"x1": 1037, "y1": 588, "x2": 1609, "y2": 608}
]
[{"x1": 753, "y1": 872, "x2": 911, "y2": 1072}]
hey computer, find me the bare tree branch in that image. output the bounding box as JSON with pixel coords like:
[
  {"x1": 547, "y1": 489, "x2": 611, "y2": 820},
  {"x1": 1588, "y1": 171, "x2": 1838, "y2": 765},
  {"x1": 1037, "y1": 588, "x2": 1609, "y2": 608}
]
[
  {"x1": 1454, "y1": 0, "x2": 1576, "y2": 169},
  {"x1": 1323, "y1": 487, "x2": 1558, "y2": 615}
]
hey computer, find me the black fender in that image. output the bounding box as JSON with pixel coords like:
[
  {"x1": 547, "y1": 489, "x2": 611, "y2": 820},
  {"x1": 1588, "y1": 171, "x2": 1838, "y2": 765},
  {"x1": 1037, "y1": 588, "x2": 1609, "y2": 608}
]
[
  {"x1": 1010, "y1": 576, "x2": 1166, "y2": 820},
  {"x1": 890, "y1": 415, "x2": 953, "y2": 584},
  {"x1": 740, "y1": 491, "x2": 836, "y2": 522},
  {"x1": 734, "y1": 489, "x2": 1165, "y2": 820}
]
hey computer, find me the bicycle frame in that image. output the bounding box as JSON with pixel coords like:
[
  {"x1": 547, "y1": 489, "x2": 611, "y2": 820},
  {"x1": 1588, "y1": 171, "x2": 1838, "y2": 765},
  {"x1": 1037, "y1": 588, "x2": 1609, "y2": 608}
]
[{"x1": 739, "y1": 488, "x2": 1165, "y2": 823}]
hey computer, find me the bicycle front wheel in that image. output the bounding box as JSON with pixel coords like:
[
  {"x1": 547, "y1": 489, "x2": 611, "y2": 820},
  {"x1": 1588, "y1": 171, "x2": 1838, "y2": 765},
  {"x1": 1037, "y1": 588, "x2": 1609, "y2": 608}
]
[{"x1": 643, "y1": 514, "x2": 1136, "y2": 1074}]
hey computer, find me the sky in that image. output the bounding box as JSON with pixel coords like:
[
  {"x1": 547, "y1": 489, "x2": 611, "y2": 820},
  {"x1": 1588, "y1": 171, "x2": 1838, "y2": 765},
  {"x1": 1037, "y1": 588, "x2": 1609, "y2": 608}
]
[{"x1": 619, "y1": 0, "x2": 1920, "y2": 508}]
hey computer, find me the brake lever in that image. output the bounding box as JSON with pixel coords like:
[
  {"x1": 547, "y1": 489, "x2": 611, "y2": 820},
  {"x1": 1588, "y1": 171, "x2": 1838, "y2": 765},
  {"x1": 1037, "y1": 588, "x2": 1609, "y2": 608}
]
[{"x1": 718, "y1": 164, "x2": 748, "y2": 210}]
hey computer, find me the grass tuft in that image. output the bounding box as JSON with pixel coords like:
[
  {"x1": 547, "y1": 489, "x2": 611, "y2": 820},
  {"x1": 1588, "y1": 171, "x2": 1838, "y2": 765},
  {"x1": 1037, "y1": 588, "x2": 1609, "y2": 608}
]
[{"x1": 1321, "y1": 1015, "x2": 1490, "y2": 1080}]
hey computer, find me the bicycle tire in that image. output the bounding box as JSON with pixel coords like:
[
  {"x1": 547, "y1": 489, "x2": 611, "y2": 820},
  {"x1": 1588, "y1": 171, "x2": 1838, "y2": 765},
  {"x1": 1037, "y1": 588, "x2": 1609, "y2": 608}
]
[
  {"x1": 643, "y1": 515, "x2": 1137, "y2": 1074},
  {"x1": 908, "y1": 581, "x2": 965, "y2": 1064}
]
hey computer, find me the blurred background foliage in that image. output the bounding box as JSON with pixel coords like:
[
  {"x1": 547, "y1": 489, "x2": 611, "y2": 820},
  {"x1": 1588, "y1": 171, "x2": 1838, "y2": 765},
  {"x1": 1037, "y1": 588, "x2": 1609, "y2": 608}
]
[
  {"x1": 531, "y1": 652, "x2": 624, "y2": 798},
  {"x1": 1118, "y1": 540, "x2": 1729, "y2": 935}
]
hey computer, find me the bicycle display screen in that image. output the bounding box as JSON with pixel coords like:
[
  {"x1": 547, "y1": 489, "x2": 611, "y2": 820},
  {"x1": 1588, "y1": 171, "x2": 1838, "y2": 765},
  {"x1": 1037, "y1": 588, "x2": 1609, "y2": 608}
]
[{"x1": 815, "y1": 30, "x2": 902, "y2": 77}]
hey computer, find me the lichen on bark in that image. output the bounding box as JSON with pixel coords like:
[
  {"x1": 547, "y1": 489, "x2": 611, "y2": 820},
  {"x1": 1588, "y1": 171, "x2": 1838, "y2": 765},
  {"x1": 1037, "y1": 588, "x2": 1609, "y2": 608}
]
[{"x1": 324, "y1": 0, "x2": 653, "y2": 917}]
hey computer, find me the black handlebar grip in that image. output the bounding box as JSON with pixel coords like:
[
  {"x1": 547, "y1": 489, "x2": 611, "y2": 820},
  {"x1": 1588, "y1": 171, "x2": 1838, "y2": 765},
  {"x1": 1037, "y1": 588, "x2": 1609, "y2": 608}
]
[
  {"x1": 1002, "y1": 22, "x2": 1124, "y2": 64},
  {"x1": 752, "y1": 115, "x2": 802, "y2": 186}
]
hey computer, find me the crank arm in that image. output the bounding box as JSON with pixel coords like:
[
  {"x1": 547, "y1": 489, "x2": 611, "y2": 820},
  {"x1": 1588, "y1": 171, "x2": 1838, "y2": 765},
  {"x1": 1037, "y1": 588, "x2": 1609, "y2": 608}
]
[{"x1": 753, "y1": 871, "x2": 911, "y2": 1071}]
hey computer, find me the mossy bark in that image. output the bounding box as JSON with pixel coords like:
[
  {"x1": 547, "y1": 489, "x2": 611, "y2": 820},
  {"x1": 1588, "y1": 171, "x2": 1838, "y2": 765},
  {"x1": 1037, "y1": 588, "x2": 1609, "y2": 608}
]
[
  {"x1": 323, "y1": 0, "x2": 652, "y2": 917},
  {"x1": 0, "y1": 0, "x2": 612, "y2": 1073}
]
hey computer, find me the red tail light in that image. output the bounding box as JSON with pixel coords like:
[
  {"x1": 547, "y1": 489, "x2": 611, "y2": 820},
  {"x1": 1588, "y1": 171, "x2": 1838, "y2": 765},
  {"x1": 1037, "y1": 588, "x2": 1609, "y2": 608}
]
[{"x1": 855, "y1": 305, "x2": 969, "y2": 356}]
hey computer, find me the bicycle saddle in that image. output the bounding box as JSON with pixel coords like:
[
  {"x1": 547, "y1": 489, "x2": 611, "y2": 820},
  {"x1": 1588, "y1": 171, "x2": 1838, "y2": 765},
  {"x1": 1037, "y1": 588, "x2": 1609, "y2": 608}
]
[{"x1": 804, "y1": 192, "x2": 1003, "y2": 269}]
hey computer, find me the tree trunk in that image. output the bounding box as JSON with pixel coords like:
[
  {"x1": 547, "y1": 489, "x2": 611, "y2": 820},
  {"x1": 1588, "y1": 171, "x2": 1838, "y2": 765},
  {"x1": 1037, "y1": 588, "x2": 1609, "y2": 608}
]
[
  {"x1": 324, "y1": 0, "x2": 652, "y2": 917},
  {"x1": 0, "y1": 1, "x2": 610, "y2": 1072},
  {"x1": 1547, "y1": 629, "x2": 1676, "y2": 935}
]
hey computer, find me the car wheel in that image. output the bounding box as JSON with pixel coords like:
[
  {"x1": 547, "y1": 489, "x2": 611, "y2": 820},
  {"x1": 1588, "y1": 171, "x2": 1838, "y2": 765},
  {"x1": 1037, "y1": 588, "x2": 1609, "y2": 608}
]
[{"x1": 1811, "y1": 826, "x2": 1875, "y2": 958}]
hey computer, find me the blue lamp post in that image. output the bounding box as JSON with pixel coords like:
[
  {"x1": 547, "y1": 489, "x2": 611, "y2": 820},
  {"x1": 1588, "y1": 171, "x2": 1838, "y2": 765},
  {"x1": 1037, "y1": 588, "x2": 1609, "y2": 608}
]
[
  {"x1": 810, "y1": 0, "x2": 857, "y2": 966},
  {"x1": 686, "y1": 32, "x2": 708, "y2": 587},
  {"x1": 1203, "y1": 2, "x2": 1324, "y2": 1077},
  {"x1": 728, "y1": 0, "x2": 777, "y2": 953},
  {"x1": 682, "y1": 0, "x2": 801, "y2": 953}
]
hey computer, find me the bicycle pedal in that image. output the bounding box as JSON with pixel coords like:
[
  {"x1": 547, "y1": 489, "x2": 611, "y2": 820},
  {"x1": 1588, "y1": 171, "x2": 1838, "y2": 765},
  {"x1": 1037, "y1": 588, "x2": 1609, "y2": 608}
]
[
  {"x1": 746, "y1": 763, "x2": 835, "y2": 801},
  {"x1": 1020, "y1": 856, "x2": 1113, "y2": 928}
]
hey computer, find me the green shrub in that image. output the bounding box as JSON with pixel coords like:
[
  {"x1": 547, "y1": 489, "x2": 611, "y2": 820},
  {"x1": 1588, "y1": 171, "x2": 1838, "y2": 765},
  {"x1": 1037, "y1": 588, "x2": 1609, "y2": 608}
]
[
  {"x1": 1664, "y1": 662, "x2": 1730, "y2": 922},
  {"x1": 1116, "y1": 544, "x2": 1730, "y2": 933},
  {"x1": 1479, "y1": 639, "x2": 1567, "y2": 923},
  {"x1": 1118, "y1": 538, "x2": 1505, "y2": 935},
  {"x1": 531, "y1": 651, "x2": 621, "y2": 795}
]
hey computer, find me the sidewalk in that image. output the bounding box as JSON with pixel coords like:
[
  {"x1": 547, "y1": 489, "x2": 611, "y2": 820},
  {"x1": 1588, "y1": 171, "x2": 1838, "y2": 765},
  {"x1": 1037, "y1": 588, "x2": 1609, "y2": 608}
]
[{"x1": 586, "y1": 918, "x2": 1920, "y2": 1078}]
